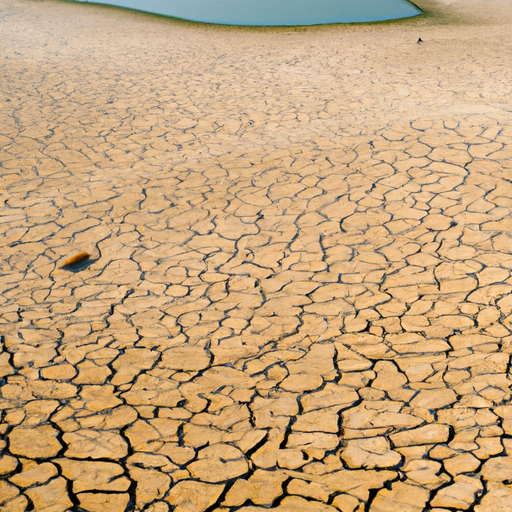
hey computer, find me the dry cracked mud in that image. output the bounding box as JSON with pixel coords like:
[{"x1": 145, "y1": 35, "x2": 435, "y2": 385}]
[{"x1": 2, "y1": 0, "x2": 512, "y2": 510}]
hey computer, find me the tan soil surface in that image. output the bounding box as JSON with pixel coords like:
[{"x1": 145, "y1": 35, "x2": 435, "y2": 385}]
[{"x1": 2, "y1": 0, "x2": 512, "y2": 510}]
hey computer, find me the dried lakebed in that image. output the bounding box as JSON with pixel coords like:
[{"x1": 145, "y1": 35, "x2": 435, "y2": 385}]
[{"x1": 2, "y1": 0, "x2": 512, "y2": 511}]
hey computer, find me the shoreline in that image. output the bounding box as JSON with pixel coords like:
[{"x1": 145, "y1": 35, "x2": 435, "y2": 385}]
[
  {"x1": 52, "y1": 0, "x2": 511, "y2": 30},
  {"x1": 66, "y1": 0, "x2": 423, "y2": 27}
]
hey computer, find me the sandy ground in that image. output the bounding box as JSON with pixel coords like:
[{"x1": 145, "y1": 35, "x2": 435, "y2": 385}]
[{"x1": 2, "y1": 0, "x2": 512, "y2": 510}]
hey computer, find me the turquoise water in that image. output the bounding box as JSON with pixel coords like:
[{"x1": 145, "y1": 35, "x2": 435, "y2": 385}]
[{"x1": 74, "y1": 0, "x2": 422, "y2": 26}]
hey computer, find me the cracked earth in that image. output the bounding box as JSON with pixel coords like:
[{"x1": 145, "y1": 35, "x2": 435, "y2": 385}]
[{"x1": 2, "y1": 0, "x2": 512, "y2": 510}]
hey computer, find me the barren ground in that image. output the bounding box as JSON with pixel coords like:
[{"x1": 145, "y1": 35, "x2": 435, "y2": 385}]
[{"x1": 2, "y1": 0, "x2": 512, "y2": 510}]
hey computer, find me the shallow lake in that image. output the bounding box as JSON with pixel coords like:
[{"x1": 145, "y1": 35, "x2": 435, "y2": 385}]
[{"x1": 74, "y1": 0, "x2": 422, "y2": 26}]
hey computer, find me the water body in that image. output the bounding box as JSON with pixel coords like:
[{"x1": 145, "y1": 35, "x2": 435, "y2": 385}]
[{"x1": 74, "y1": 0, "x2": 422, "y2": 26}]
